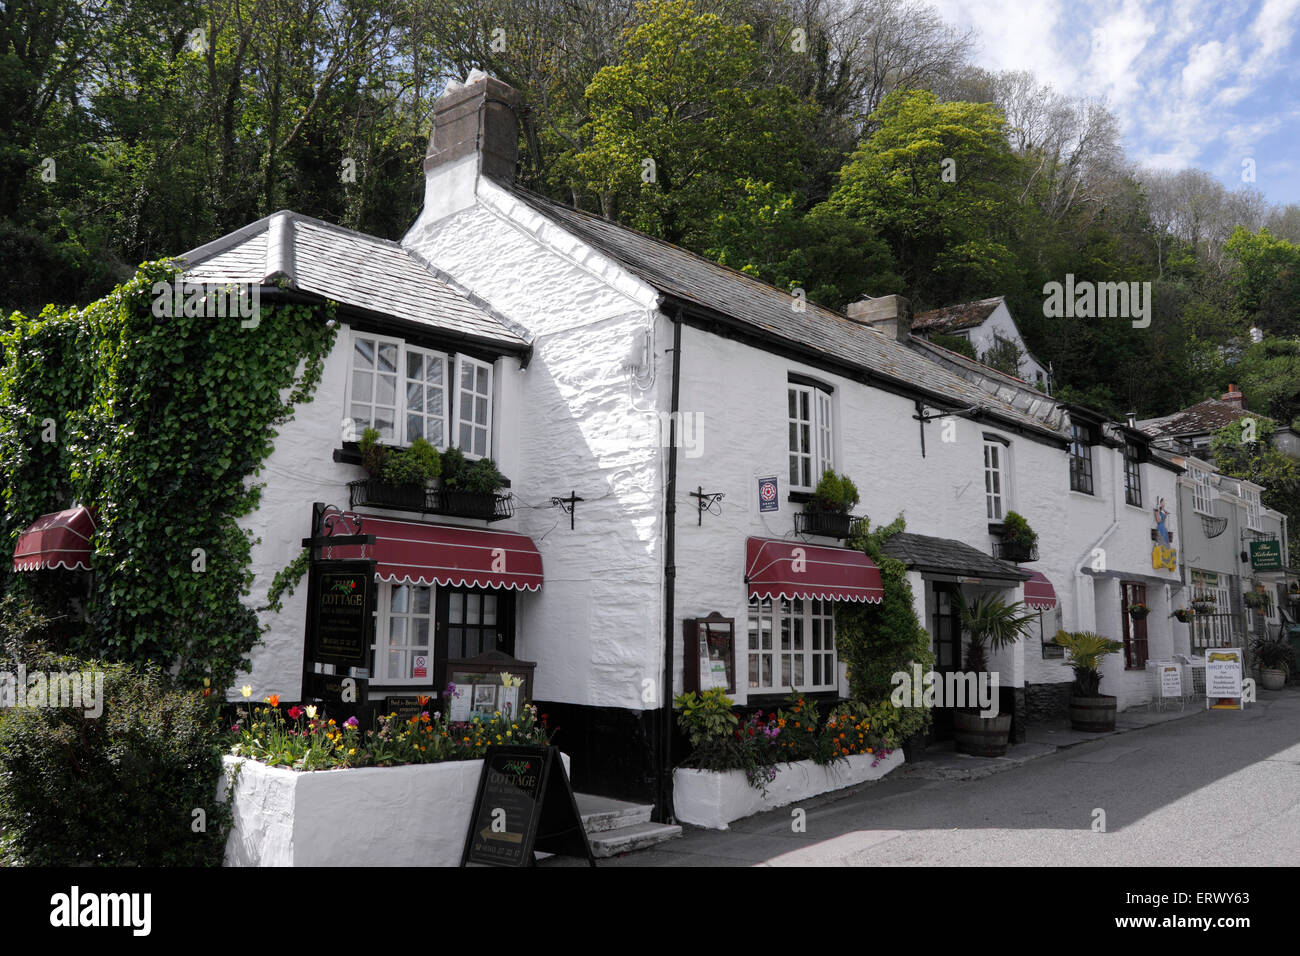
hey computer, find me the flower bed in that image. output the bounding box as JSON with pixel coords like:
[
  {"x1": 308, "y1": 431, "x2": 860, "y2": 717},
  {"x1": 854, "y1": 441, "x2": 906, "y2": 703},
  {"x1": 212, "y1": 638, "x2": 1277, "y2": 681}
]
[
  {"x1": 221, "y1": 751, "x2": 571, "y2": 866},
  {"x1": 673, "y1": 750, "x2": 904, "y2": 830}
]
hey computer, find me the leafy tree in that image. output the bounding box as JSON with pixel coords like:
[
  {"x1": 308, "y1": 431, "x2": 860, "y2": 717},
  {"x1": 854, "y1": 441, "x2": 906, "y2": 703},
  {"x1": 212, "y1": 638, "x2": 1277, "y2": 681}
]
[
  {"x1": 822, "y1": 89, "x2": 1022, "y2": 307},
  {"x1": 576, "y1": 0, "x2": 809, "y2": 245},
  {"x1": 1225, "y1": 227, "x2": 1300, "y2": 338},
  {"x1": 1232, "y1": 338, "x2": 1300, "y2": 429},
  {"x1": 1210, "y1": 418, "x2": 1300, "y2": 568}
]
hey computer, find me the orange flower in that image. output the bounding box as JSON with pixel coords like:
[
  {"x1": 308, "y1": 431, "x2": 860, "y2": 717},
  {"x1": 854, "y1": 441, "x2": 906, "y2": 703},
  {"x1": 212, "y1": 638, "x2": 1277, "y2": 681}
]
[
  {"x1": 265, "y1": 694, "x2": 280, "y2": 707},
  {"x1": 417, "y1": 694, "x2": 431, "y2": 706}
]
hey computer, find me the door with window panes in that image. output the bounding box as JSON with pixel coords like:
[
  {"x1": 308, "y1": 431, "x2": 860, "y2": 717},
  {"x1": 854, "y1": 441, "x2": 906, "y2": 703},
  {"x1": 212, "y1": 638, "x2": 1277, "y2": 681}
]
[
  {"x1": 930, "y1": 583, "x2": 963, "y2": 739},
  {"x1": 436, "y1": 587, "x2": 515, "y2": 689}
]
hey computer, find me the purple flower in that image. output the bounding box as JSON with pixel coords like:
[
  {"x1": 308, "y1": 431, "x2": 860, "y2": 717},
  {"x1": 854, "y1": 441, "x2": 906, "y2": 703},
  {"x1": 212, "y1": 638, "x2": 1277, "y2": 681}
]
[
  {"x1": 445, "y1": 682, "x2": 459, "y2": 699},
  {"x1": 344, "y1": 716, "x2": 359, "y2": 729}
]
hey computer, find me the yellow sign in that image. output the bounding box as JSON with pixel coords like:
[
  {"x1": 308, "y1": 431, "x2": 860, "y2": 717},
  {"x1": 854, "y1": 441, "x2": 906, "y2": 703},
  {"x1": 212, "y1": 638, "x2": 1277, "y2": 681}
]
[{"x1": 1152, "y1": 544, "x2": 1177, "y2": 572}]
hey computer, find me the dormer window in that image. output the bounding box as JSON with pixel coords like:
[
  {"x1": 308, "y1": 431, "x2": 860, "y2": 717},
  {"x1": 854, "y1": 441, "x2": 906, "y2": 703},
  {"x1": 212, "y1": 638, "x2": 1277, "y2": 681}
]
[{"x1": 347, "y1": 330, "x2": 492, "y2": 456}]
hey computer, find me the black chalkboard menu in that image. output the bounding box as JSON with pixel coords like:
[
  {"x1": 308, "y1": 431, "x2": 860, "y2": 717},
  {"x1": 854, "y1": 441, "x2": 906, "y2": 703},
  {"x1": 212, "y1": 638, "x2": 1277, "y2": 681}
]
[
  {"x1": 461, "y1": 746, "x2": 595, "y2": 867},
  {"x1": 307, "y1": 560, "x2": 375, "y2": 669}
]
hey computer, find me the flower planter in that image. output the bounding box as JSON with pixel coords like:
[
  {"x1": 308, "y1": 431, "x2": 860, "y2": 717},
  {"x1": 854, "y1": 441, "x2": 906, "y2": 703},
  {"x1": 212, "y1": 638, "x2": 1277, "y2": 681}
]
[
  {"x1": 1069, "y1": 695, "x2": 1117, "y2": 733},
  {"x1": 794, "y1": 508, "x2": 858, "y2": 539},
  {"x1": 349, "y1": 478, "x2": 428, "y2": 511},
  {"x1": 953, "y1": 710, "x2": 1012, "y2": 757},
  {"x1": 439, "y1": 488, "x2": 501, "y2": 520},
  {"x1": 1260, "y1": 668, "x2": 1287, "y2": 691},
  {"x1": 992, "y1": 539, "x2": 1039, "y2": 563},
  {"x1": 219, "y1": 752, "x2": 568, "y2": 866},
  {"x1": 1128, "y1": 607, "x2": 1150, "y2": 620},
  {"x1": 672, "y1": 750, "x2": 904, "y2": 830}
]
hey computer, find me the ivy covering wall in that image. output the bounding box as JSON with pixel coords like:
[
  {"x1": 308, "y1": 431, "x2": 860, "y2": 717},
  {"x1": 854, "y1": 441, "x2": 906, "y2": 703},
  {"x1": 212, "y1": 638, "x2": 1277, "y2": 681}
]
[{"x1": 0, "y1": 262, "x2": 336, "y2": 693}]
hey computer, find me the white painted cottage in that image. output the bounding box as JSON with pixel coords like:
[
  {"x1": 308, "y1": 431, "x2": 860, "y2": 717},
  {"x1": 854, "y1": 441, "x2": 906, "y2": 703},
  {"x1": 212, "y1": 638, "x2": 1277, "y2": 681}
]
[
  {"x1": 166, "y1": 74, "x2": 1196, "y2": 811},
  {"x1": 912, "y1": 296, "x2": 1051, "y2": 390}
]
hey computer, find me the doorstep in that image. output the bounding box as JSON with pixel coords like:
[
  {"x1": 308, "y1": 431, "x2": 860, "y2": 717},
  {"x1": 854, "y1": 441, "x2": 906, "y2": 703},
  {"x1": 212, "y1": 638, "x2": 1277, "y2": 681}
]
[
  {"x1": 905, "y1": 702, "x2": 1208, "y2": 781},
  {"x1": 574, "y1": 793, "x2": 681, "y2": 858}
]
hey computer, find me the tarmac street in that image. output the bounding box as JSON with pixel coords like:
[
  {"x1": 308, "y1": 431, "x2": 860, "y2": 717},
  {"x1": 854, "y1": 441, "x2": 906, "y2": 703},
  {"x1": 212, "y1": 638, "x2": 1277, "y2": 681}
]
[{"x1": 550, "y1": 688, "x2": 1300, "y2": 866}]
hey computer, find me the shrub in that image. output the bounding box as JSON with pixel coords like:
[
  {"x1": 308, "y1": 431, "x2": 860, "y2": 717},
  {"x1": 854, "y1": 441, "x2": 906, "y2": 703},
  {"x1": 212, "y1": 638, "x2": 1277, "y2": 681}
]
[
  {"x1": 813, "y1": 469, "x2": 860, "y2": 512},
  {"x1": 0, "y1": 643, "x2": 231, "y2": 865},
  {"x1": 440, "y1": 446, "x2": 468, "y2": 487},
  {"x1": 360, "y1": 426, "x2": 388, "y2": 478},
  {"x1": 1001, "y1": 510, "x2": 1037, "y2": 547},
  {"x1": 461, "y1": 457, "x2": 507, "y2": 494},
  {"x1": 381, "y1": 437, "x2": 441, "y2": 485}
]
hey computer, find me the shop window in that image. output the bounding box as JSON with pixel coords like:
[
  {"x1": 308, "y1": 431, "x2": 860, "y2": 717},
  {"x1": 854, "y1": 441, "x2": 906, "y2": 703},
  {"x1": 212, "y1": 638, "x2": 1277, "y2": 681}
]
[
  {"x1": 747, "y1": 596, "x2": 836, "y2": 693},
  {"x1": 1190, "y1": 570, "x2": 1233, "y2": 649},
  {"x1": 1069, "y1": 423, "x2": 1094, "y2": 494},
  {"x1": 372, "y1": 583, "x2": 514, "y2": 687},
  {"x1": 788, "y1": 380, "x2": 833, "y2": 492}
]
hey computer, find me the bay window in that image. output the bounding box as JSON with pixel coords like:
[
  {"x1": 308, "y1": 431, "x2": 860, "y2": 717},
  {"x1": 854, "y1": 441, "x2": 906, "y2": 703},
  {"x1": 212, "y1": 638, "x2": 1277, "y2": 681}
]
[
  {"x1": 747, "y1": 596, "x2": 837, "y2": 693},
  {"x1": 788, "y1": 380, "x2": 833, "y2": 492}
]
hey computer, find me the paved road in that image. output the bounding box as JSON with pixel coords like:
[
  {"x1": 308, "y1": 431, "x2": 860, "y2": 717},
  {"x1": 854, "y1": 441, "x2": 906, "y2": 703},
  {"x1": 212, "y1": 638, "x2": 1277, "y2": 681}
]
[{"x1": 565, "y1": 688, "x2": 1300, "y2": 866}]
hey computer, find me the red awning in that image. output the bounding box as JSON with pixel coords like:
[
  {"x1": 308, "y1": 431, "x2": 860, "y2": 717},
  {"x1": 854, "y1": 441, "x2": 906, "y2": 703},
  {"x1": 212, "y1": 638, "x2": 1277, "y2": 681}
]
[
  {"x1": 1024, "y1": 571, "x2": 1058, "y2": 610},
  {"x1": 745, "y1": 537, "x2": 884, "y2": 604},
  {"x1": 12, "y1": 507, "x2": 96, "y2": 572},
  {"x1": 326, "y1": 514, "x2": 542, "y2": 591}
]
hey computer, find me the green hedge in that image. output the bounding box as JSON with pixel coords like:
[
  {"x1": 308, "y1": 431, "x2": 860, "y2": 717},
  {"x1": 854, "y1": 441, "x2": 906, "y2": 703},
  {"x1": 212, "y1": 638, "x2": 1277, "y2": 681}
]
[{"x1": 0, "y1": 641, "x2": 231, "y2": 866}]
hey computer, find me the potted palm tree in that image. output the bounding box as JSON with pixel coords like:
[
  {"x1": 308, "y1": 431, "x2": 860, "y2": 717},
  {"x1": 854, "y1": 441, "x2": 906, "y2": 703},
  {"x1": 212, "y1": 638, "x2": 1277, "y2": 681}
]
[
  {"x1": 1054, "y1": 630, "x2": 1124, "y2": 732},
  {"x1": 1250, "y1": 634, "x2": 1293, "y2": 690},
  {"x1": 953, "y1": 593, "x2": 1038, "y2": 757}
]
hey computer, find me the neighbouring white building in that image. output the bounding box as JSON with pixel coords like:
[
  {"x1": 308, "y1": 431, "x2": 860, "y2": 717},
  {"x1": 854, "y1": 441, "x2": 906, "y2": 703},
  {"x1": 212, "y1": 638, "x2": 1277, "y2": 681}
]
[{"x1": 911, "y1": 296, "x2": 1051, "y2": 391}]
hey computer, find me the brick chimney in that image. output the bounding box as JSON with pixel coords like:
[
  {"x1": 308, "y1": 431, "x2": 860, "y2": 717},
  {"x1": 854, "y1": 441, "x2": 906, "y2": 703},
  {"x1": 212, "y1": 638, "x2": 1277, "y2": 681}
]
[
  {"x1": 1222, "y1": 384, "x2": 1245, "y2": 409},
  {"x1": 419, "y1": 71, "x2": 521, "y2": 220},
  {"x1": 846, "y1": 294, "x2": 912, "y2": 342}
]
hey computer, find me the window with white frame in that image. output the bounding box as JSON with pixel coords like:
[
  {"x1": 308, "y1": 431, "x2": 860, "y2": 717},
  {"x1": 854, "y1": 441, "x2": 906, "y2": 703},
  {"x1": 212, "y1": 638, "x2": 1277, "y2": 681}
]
[
  {"x1": 747, "y1": 596, "x2": 837, "y2": 692},
  {"x1": 1191, "y1": 465, "x2": 1215, "y2": 516},
  {"x1": 349, "y1": 334, "x2": 402, "y2": 443},
  {"x1": 347, "y1": 331, "x2": 492, "y2": 455},
  {"x1": 1124, "y1": 442, "x2": 1143, "y2": 507},
  {"x1": 404, "y1": 346, "x2": 449, "y2": 447},
  {"x1": 455, "y1": 355, "x2": 493, "y2": 459},
  {"x1": 984, "y1": 438, "x2": 1008, "y2": 520},
  {"x1": 788, "y1": 381, "x2": 833, "y2": 491},
  {"x1": 375, "y1": 582, "x2": 434, "y2": 685},
  {"x1": 1245, "y1": 488, "x2": 1263, "y2": 530}
]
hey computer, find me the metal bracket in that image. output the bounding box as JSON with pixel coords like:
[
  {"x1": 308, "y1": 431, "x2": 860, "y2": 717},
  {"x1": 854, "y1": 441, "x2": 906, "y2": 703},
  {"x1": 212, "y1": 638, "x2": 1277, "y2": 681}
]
[
  {"x1": 689, "y1": 486, "x2": 725, "y2": 525},
  {"x1": 550, "y1": 491, "x2": 585, "y2": 530}
]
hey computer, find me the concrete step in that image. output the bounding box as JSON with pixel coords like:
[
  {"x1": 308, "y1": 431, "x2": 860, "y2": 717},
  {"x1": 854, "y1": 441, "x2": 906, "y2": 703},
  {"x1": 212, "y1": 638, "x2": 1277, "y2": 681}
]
[
  {"x1": 575, "y1": 793, "x2": 653, "y2": 833},
  {"x1": 588, "y1": 821, "x2": 682, "y2": 858}
]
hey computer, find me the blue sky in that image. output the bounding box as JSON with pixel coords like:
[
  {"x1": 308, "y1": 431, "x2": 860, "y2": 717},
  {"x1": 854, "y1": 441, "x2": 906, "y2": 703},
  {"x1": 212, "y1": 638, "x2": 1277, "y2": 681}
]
[{"x1": 930, "y1": 0, "x2": 1300, "y2": 206}]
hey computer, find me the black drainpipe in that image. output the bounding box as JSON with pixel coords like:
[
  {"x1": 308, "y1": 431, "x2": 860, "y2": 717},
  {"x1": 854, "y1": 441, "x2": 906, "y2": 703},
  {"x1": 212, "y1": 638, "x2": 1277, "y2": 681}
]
[{"x1": 656, "y1": 309, "x2": 683, "y2": 823}]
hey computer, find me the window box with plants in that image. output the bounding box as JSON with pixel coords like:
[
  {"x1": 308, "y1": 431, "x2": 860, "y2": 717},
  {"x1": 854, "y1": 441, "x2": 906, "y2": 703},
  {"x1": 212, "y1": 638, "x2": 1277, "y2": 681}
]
[
  {"x1": 670, "y1": 689, "x2": 904, "y2": 829},
  {"x1": 347, "y1": 431, "x2": 513, "y2": 521},
  {"x1": 1054, "y1": 630, "x2": 1124, "y2": 732},
  {"x1": 1250, "y1": 634, "x2": 1294, "y2": 691},
  {"x1": 992, "y1": 511, "x2": 1039, "y2": 563},
  {"x1": 952, "y1": 594, "x2": 1037, "y2": 757},
  {"x1": 795, "y1": 470, "x2": 862, "y2": 539}
]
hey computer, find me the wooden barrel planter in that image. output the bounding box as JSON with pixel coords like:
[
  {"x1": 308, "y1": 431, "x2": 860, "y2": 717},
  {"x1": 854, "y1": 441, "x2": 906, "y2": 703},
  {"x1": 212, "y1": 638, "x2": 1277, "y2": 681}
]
[
  {"x1": 1069, "y1": 695, "x2": 1116, "y2": 732},
  {"x1": 953, "y1": 710, "x2": 1012, "y2": 757}
]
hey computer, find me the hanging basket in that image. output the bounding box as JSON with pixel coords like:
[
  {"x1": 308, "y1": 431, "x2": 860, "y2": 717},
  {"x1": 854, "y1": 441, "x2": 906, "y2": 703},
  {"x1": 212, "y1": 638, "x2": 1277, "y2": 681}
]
[
  {"x1": 1128, "y1": 604, "x2": 1151, "y2": 620},
  {"x1": 1191, "y1": 600, "x2": 1216, "y2": 615},
  {"x1": 1172, "y1": 608, "x2": 1194, "y2": 623}
]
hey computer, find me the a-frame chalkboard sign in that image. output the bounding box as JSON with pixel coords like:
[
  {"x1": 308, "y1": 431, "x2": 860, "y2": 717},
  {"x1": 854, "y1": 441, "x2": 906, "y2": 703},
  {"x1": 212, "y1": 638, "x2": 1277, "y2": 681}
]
[{"x1": 460, "y1": 745, "x2": 596, "y2": 867}]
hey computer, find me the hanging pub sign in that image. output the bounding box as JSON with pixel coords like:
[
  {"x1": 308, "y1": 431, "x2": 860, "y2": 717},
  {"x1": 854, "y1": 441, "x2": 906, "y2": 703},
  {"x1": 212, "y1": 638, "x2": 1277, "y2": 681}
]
[
  {"x1": 461, "y1": 745, "x2": 595, "y2": 867},
  {"x1": 306, "y1": 560, "x2": 376, "y2": 669},
  {"x1": 1250, "y1": 540, "x2": 1282, "y2": 571},
  {"x1": 1205, "y1": 648, "x2": 1245, "y2": 710},
  {"x1": 758, "y1": 476, "x2": 780, "y2": 514}
]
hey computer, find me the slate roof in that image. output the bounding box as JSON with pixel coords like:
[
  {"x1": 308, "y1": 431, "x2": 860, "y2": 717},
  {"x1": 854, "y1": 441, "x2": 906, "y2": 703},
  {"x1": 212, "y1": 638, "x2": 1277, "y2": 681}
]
[
  {"x1": 1137, "y1": 399, "x2": 1272, "y2": 439},
  {"x1": 880, "y1": 532, "x2": 1032, "y2": 582},
  {"x1": 501, "y1": 185, "x2": 1063, "y2": 443},
  {"x1": 912, "y1": 297, "x2": 1004, "y2": 333},
  {"x1": 179, "y1": 211, "x2": 530, "y2": 351},
  {"x1": 908, "y1": 336, "x2": 1064, "y2": 428}
]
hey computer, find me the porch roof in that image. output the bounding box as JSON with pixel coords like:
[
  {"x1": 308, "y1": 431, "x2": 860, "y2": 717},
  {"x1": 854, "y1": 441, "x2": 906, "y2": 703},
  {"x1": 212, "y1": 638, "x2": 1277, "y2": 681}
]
[{"x1": 879, "y1": 532, "x2": 1031, "y2": 584}]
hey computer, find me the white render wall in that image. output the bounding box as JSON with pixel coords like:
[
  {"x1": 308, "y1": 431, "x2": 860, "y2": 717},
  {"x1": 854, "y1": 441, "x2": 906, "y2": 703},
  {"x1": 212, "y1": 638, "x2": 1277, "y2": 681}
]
[
  {"x1": 402, "y1": 180, "x2": 667, "y2": 712},
  {"x1": 965, "y1": 302, "x2": 1049, "y2": 385}
]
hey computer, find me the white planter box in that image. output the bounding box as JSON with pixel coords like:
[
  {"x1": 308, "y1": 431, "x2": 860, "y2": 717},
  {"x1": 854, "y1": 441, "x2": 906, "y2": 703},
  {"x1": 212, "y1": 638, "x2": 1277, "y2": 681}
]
[
  {"x1": 220, "y1": 752, "x2": 569, "y2": 866},
  {"x1": 672, "y1": 750, "x2": 904, "y2": 830}
]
